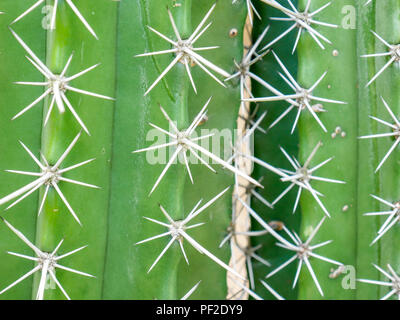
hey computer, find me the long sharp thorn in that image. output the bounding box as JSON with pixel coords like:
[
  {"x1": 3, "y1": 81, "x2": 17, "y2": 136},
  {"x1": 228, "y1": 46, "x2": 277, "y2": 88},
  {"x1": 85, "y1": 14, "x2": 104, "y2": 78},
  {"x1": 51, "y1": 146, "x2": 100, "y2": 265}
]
[
  {"x1": 56, "y1": 245, "x2": 88, "y2": 261},
  {"x1": 10, "y1": 28, "x2": 52, "y2": 76},
  {"x1": 54, "y1": 263, "x2": 94, "y2": 278},
  {"x1": 181, "y1": 281, "x2": 201, "y2": 300},
  {"x1": 12, "y1": 88, "x2": 52, "y2": 120},
  {"x1": 49, "y1": 270, "x2": 71, "y2": 300},
  {"x1": 65, "y1": 0, "x2": 98, "y2": 39},
  {"x1": 304, "y1": 257, "x2": 324, "y2": 296},
  {"x1": 65, "y1": 85, "x2": 115, "y2": 101},
  {"x1": 5, "y1": 181, "x2": 43, "y2": 211},
  {"x1": 61, "y1": 92, "x2": 90, "y2": 135},
  {"x1": 147, "y1": 236, "x2": 176, "y2": 273},
  {"x1": 188, "y1": 3, "x2": 216, "y2": 42},
  {"x1": 54, "y1": 131, "x2": 82, "y2": 169},
  {"x1": 12, "y1": 0, "x2": 45, "y2": 24},
  {"x1": 44, "y1": 95, "x2": 56, "y2": 126},
  {"x1": 260, "y1": 280, "x2": 285, "y2": 300},
  {"x1": 38, "y1": 185, "x2": 49, "y2": 216},
  {"x1": 1, "y1": 218, "x2": 42, "y2": 256},
  {"x1": 181, "y1": 231, "x2": 245, "y2": 281},
  {"x1": 144, "y1": 54, "x2": 182, "y2": 96},
  {"x1": 0, "y1": 175, "x2": 49, "y2": 207},
  {"x1": 50, "y1": 0, "x2": 58, "y2": 30},
  {"x1": 52, "y1": 182, "x2": 82, "y2": 226},
  {"x1": 149, "y1": 145, "x2": 182, "y2": 195},
  {"x1": 0, "y1": 265, "x2": 41, "y2": 296}
]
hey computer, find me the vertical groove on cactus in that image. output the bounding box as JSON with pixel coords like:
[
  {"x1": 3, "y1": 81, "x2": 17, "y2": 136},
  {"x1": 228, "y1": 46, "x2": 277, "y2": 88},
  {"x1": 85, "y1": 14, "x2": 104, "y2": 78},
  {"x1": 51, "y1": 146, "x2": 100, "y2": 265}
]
[
  {"x1": 0, "y1": 0, "x2": 117, "y2": 300},
  {"x1": 34, "y1": 0, "x2": 117, "y2": 299},
  {"x1": 100, "y1": 0, "x2": 248, "y2": 299},
  {"x1": 356, "y1": 0, "x2": 380, "y2": 299}
]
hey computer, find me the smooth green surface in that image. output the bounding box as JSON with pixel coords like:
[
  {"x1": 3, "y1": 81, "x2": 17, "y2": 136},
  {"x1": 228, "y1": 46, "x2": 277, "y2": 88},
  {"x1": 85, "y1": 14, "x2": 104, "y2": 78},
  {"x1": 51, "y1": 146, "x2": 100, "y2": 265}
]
[
  {"x1": 355, "y1": 0, "x2": 380, "y2": 300},
  {"x1": 251, "y1": 0, "x2": 400, "y2": 300}
]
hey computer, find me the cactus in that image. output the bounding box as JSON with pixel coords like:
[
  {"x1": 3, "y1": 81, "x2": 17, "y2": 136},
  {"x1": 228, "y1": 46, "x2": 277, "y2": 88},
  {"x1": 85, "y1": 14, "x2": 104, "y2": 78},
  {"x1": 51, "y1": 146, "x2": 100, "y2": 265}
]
[
  {"x1": 0, "y1": 0, "x2": 250, "y2": 300},
  {"x1": 295, "y1": 0, "x2": 400, "y2": 300},
  {"x1": 0, "y1": 0, "x2": 400, "y2": 301},
  {"x1": 246, "y1": 0, "x2": 400, "y2": 300}
]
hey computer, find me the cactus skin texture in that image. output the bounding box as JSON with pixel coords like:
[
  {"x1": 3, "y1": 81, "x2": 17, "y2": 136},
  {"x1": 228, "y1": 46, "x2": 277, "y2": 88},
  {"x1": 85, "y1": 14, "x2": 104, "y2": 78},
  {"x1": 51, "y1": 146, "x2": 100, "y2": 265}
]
[
  {"x1": 0, "y1": 1, "x2": 45, "y2": 300},
  {"x1": 355, "y1": 0, "x2": 400, "y2": 300},
  {"x1": 34, "y1": 0, "x2": 118, "y2": 300},
  {"x1": 0, "y1": 0, "x2": 246, "y2": 300},
  {"x1": 1, "y1": 0, "x2": 400, "y2": 301},
  {"x1": 297, "y1": 0, "x2": 400, "y2": 300},
  {"x1": 249, "y1": 0, "x2": 400, "y2": 300}
]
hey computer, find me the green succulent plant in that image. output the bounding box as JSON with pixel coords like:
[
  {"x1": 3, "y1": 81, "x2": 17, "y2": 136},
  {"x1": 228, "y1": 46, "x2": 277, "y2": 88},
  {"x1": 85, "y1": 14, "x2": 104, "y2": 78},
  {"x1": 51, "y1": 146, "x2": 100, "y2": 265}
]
[{"x1": 0, "y1": 0, "x2": 399, "y2": 301}]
